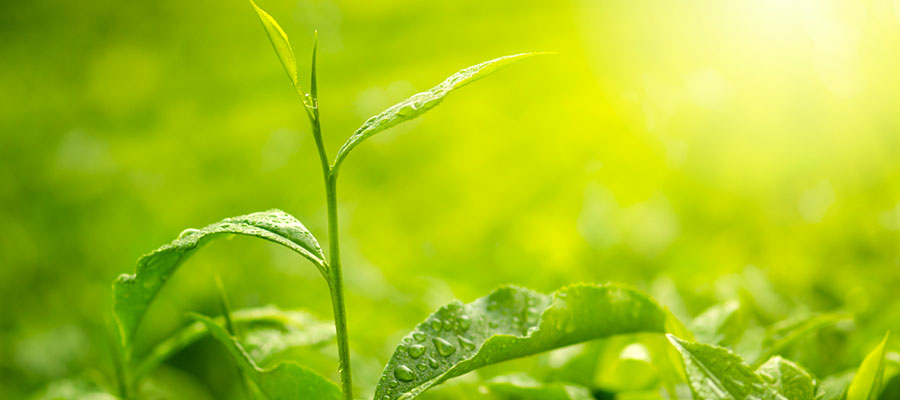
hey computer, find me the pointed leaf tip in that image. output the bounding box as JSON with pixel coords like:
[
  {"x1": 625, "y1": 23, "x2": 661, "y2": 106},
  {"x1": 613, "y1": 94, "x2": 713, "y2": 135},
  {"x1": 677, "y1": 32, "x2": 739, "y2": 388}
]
[
  {"x1": 249, "y1": 0, "x2": 304, "y2": 97},
  {"x1": 333, "y1": 52, "x2": 548, "y2": 170}
]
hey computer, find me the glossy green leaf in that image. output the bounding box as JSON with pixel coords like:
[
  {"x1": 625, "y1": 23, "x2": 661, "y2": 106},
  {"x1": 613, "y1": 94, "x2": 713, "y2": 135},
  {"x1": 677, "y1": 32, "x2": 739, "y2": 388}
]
[
  {"x1": 373, "y1": 283, "x2": 666, "y2": 400},
  {"x1": 133, "y1": 306, "x2": 334, "y2": 382},
  {"x1": 484, "y1": 373, "x2": 593, "y2": 400},
  {"x1": 249, "y1": 0, "x2": 300, "y2": 94},
  {"x1": 190, "y1": 313, "x2": 341, "y2": 400},
  {"x1": 847, "y1": 333, "x2": 890, "y2": 400},
  {"x1": 333, "y1": 52, "x2": 547, "y2": 170},
  {"x1": 756, "y1": 356, "x2": 816, "y2": 400},
  {"x1": 667, "y1": 335, "x2": 786, "y2": 400},
  {"x1": 754, "y1": 313, "x2": 851, "y2": 367},
  {"x1": 113, "y1": 209, "x2": 326, "y2": 351}
]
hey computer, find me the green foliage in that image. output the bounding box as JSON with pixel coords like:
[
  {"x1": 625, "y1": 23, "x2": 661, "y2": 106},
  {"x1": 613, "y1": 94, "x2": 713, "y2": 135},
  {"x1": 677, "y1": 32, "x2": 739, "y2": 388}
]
[
  {"x1": 847, "y1": 333, "x2": 890, "y2": 400},
  {"x1": 332, "y1": 52, "x2": 546, "y2": 170},
  {"x1": 756, "y1": 356, "x2": 816, "y2": 400},
  {"x1": 132, "y1": 306, "x2": 333, "y2": 383},
  {"x1": 190, "y1": 314, "x2": 342, "y2": 400},
  {"x1": 483, "y1": 373, "x2": 593, "y2": 400},
  {"x1": 373, "y1": 284, "x2": 666, "y2": 399},
  {"x1": 112, "y1": 209, "x2": 325, "y2": 352},
  {"x1": 667, "y1": 335, "x2": 786, "y2": 400}
]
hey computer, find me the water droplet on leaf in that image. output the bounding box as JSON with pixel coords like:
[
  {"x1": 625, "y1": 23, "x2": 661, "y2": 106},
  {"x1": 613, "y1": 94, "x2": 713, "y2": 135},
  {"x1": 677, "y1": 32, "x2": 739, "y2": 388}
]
[
  {"x1": 394, "y1": 365, "x2": 416, "y2": 382},
  {"x1": 432, "y1": 337, "x2": 456, "y2": 357}
]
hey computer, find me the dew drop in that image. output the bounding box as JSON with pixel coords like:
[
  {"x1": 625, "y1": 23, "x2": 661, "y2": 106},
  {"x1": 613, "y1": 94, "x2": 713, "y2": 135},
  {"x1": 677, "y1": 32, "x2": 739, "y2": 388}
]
[
  {"x1": 412, "y1": 332, "x2": 426, "y2": 342},
  {"x1": 442, "y1": 318, "x2": 454, "y2": 331},
  {"x1": 407, "y1": 344, "x2": 426, "y2": 359},
  {"x1": 457, "y1": 335, "x2": 476, "y2": 351},
  {"x1": 432, "y1": 337, "x2": 456, "y2": 357},
  {"x1": 431, "y1": 319, "x2": 442, "y2": 331},
  {"x1": 416, "y1": 363, "x2": 427, "y2": 371},
  {"x1": 389, "y1": 381, "x2": 399, "y2": 388},
  {"x1": 458, "y1": 315, "x2": 471, "y2": 331},
  {"x1": 178, "y1": 228, "x2": 201, "y2": 239},
  {"x1": 428, "y1": 357, "x2": 439, "y2": 368},
  {"x1": 394, "y1": 365, "x2": 416, "y2": 382}
]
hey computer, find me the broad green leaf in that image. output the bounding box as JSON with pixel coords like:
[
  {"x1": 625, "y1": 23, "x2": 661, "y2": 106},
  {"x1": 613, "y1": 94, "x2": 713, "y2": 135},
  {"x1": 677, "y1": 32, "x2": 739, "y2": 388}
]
[
  {"x1": 484, "y1": 373, "x2": 593, "y2": 400},
  {"x1": 754, "y1": 313, "x2": 851, "y2": 367},
  {"x1": 249, "y1": 0, "x2": 300, "y2": 94},
  {"x1": 847, "y1": 333, "x2": 890, "y2": 400},
  {"x1": 373, "y1": 283, "x2": 666, "y2": 400},
  {"x1": 666, "y1": 335, "x2": 786, "y2": 400},
  {"x1": 690, "y1": 300, "x2": 745, "y2": 346},
  {"x1": 817, "y1": 371, "x2": 855, "y2": 400},
  {"x1": 190, "y1": 313, "x2": 341, "y2": 400},
  {"x1": 113, "y1": 209, "x2": 326, "y2": 351},
  {"x1": 756, "y1": 356, "x2": 816, "y2": 400},
  {"x1": 133, "y1": 306, "x2": 334, "y2": 382},
  {"x1": 333, "y1": 53, "x2": 547, "y2": 169}
]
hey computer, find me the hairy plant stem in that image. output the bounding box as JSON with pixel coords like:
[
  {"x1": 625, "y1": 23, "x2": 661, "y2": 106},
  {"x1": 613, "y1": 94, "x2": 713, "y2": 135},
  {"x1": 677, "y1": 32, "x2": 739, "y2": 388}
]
[{"x1": 309, "y1": 108, "x2": 353, "y2": 399}]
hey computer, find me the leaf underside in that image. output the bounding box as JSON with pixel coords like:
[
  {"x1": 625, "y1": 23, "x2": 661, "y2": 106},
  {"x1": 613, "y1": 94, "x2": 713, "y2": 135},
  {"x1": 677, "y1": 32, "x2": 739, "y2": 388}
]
[
  {"x1": 113, "y1": 209, "x2": 325, "y2": 351},
  {"x1": 667, "y1": 335, "x2": 787, "y2": 400},
  {"x1": 191, "y1": 313, "x2": 342, "y2": 400},
  {"x1": 334, "y1": 52, "x2": 547, "y2": 169},
  {"x1": 374, "y1": 283, "x2": 667, "y2": 400}
]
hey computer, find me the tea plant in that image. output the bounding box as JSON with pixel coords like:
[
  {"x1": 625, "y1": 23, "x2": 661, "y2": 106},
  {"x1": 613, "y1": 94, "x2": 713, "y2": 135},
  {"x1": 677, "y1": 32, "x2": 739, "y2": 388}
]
[{"x1": 81, "y1": 2, "x2": 900, "y2": 400}]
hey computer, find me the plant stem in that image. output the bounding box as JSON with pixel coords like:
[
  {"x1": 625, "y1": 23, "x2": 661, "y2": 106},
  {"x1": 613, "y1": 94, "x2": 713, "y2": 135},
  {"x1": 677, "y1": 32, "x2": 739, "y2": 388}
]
[
  {"x1": 309, "y1": 109, "x2": 353, "y2": 399},
  {"x1": 326, "y1": 173, "x2": 353, "y2": 400}
]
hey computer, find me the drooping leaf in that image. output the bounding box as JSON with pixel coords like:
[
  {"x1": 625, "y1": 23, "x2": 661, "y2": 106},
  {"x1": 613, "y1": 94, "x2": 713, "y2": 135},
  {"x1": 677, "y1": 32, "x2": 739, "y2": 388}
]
[
  {"x1": 484, "y1": 373, "x2": 593, "y2": 400},
  {"x1": 373, "y1": 283, "x2": 667, "y2": 400},
  {"x1": 666, "y1": 335, "x2": 786, "y2": 400},
  {"x1": 249, "y1": 0, "x2": 300, "y2": 94},
  {"x1": 113, "y1": 209, "x2": 326, "y2": 351},
  {"x1": 333, "y1": 53, "x2": 547, "y2": 170},
  {"x1": 754, "y1": 313, "x2": 851, "y2": 367},
  {"x1": 133, "y1": 306, "x2": 334, "y2": 383},
  {"x1": 756, "y1": 356, "x2": 816, "y2": 400},
  {"x1": 847, "y1": 333, "x2": 890, "y2": 400},
  {"x1": 190, "y1": 313, "x2": 341, "y2": 400},
  {"x1": 690, "y1": 300, "x2": 745, "y2": 346}
]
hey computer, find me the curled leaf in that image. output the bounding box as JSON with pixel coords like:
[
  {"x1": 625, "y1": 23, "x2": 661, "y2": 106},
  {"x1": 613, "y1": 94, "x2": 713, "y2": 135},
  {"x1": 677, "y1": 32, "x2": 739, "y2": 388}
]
[
  {"x1": 374, "y1": 283, "x2": 666, "y2": 400},
  {"x1": 113, "y1": 209, "x2": 326, "y2": 351},
  {"x1": 191, "y1": 313, "x2": 341, "y2": 400},
  {"x1": 333, "y1": 53, "x2": 548, "y2": 170}
]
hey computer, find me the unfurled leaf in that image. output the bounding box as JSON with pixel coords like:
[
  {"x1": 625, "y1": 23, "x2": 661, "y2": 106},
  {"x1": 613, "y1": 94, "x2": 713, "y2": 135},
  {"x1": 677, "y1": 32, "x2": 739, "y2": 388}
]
[
  {"x1": 133, "y1": 306, "x2": 334, "y2": 382},
  {"x1": 373, "y1": 283, "x2": 666, "y2": 400},
  {"x1": 249, "y1": 0, "x2": 300, "y2": 94},
  {"x1": 690, "y1": 300, "x2": 745, "y2": 346},
  {"x1": 756, "y1": 356, "x2": 816, "y2": 400},
  {"x1": 484, "y1": 373, "x2": 593, "y2": 400},
  {"x1": 754, "y1": 313, "x2": 851, "y2": 367},
  {"x1": 190, "y1": 314, "x2": 341, "y2": 400},
  {"x1": 666, "y1": 335, "x2": 786, "y2": 400},
  {"x1": 113, "y1": 210, "x2": 326, "y2": 351},
  {"x1": 847, "y1": 333, "x2": 890, "y2": 400},
  {"x1": 333, "y1": 53, "x2": 547, "y2": 169}
]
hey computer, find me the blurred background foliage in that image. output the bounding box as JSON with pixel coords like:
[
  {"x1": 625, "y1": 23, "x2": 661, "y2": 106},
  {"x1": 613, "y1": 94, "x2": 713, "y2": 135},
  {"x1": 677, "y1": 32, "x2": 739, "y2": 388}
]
[{"x1": 2, "y1": 0, "x2": 900, "y2": 398}]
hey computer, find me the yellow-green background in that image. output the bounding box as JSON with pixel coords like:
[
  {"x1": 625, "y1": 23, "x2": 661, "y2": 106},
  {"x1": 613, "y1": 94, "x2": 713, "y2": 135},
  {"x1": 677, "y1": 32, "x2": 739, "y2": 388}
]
[{"x1": 2, "y1": 0, "x2": 899, "y2": 397}]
